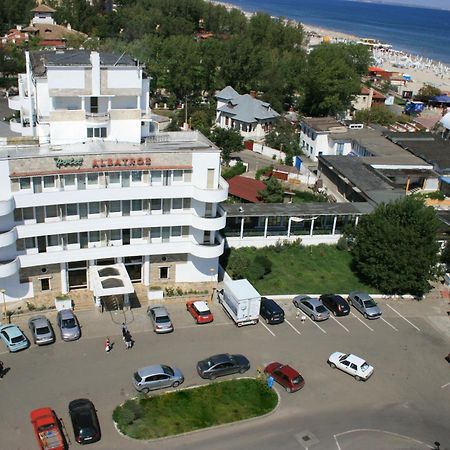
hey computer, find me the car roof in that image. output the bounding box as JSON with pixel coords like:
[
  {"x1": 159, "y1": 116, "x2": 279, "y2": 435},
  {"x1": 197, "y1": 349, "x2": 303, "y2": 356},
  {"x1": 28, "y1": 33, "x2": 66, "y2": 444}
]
[
  {"x1": 209, "y1": 353, "x2": 231, "y2": 365},
  {"x1": 137, "y1": 364, "x2": 165, "y2": 377},
  {"x1": 350, "y1": 291, "x2": 372, "y2": 300},
  {"x1": 303, "y1": 297, "x2": 321, "y2": 306},
  {"x1": 346, "y1": 354, "x2": 367, "y2": 365},
  {"x1": 278, "y1": 364, "x2": 301, "y2": 378},
  {"x1": 0, "y1": 324, "x2": 22, "y2": 337},
  {"x1": 192, "y1": 301, "x2": 209, "y2": 312},
  {"x1": 151, "y1": 306, "x2": 169, "y2": 316},
  {"x1": 30, "y1": 316, "x2": 49, "y2": 327}
]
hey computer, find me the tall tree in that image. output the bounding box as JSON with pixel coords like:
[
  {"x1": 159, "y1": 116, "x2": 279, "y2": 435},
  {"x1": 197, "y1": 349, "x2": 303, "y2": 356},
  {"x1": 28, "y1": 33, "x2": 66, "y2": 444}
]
[
  {"x1": 210, "y1": 127, "x2": 243, "y2": 163},
  {"x1": 259, "y1": 177, "x2": 284, "y2": 203},
  {"x1": 347, "y1": 197, "x2": 440, "y2": 296}
]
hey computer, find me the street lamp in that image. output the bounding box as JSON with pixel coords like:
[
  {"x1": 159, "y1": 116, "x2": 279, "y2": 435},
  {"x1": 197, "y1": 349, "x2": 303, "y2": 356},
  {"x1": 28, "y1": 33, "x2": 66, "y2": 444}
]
[{"x1": 0, "y1": 289, "x2": 6, "y2": 322}]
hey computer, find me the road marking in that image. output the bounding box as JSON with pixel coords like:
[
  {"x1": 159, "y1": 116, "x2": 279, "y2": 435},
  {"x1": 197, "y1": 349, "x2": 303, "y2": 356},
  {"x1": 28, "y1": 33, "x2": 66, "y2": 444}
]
[
  {"x1": 334, "y1": 429, "x2": 434, "y2": 449},
  {"x1": 350, "y1": 312, "x2": 374, "y2": 331},
  {"x1": 441, "y1": 382, "x2": 450, "y2": 389},
  {"x1": 330, "y1": 315, "x2": 350, "y2": 333},
  {"x1": 306, "y1": 315, "x2": 327, "y2": 334},
  {"x1": 381, "y1": 317, "x2": 399, "y2": 332},
  {"x1": 260, "y1": 321, "x2": 276, "y2": 337},
  {"x1": 285, "y1": 319, "x2": 301, "y2": 335},
  {"x1": 386, "y1": 304, "x2": 421, "y2": 331}
]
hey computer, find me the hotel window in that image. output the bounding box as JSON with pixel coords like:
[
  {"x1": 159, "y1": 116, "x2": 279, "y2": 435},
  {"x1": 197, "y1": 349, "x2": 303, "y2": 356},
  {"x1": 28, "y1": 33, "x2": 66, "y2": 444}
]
[
  {"x1": 25, "y1": 237, "x2": 35, "y2": 249},
  {"x1": 89, "y1": 231, "x2": 100, "y2": 243},
  {"x1": 109, "y1": 201, "x2": 121, "y2": 214},
  {"x1": 182, "y1": 226, "x2": 189, "y2": 237},
  {"x1": 131, "y1": 228, "x2": 142, "y2": 239},
  {"x1": 66, "y1": 203, "x2": 78, "y2": 219},
  {"x1": 89, "y1": 202, "x2": 100, "y2": 216},
  {"x1": 150, "y1": 227, "x2": 161, "y2": 240},
  {"x1": 87, "y1": 173, "x2": 99, "y2": 187},
  {"x1": 63, "y1": 174, "x2": 76, "y2": 189},
  {"x1": 183, "y1": 198, "x2": 191, "y2": 209},
  {"x1": 45, "y1": 205, "x2": 58, "y2": 219},
  {"x1": 67, "y1": 233, "x2": 78, "y2": 245},
  {"x1": 151, "y1": 170, "x2": 162, "y2": 185},
  {"x1": 23, "y1": 207, "x2": 34, "y2": 221},
  {"x1": 110, "y1": 229, "x2": 121, "y2": 241},
  {"x1": 87, "y1": 127, "x2": 107, "y2": 138},
  {"x1": 19, "y1": 177, "x2": 31, "y2": 190},
  {"x1": 121, "y1": 172, "x2": 130, "y2": 188},
  {"x1": 47, "y1": 235, "x2": 60, "y2": 247},
  {"x1": 131, "y1": 171, "x2": 142, "y2": 184},
  {"x1": 109, "y1": 172, "x2": 121, "y2": 186},
  {"x1": 172, "y1": 198, "x2": 182, "y2": 210},
  {"x1": 159, "y1": 267, "x2": 169, "y2": 279},
  {"x1": 131, "y1": 199, "x2": 142, "y2": 212},
  {"x1": 150, "y1": 199, "x2": 161, "y2": 212},
  {"x1": 43, "y1": 176, "x2": 56, "y2": 189},
  {"x1": 171, "y1": 226, "x2": 181, "y2": 237},
  {"x1": 184, "y1": 170, "x2": 192, "y2": 182},
  {"x1": 173, "y1": 170, "x2": 183, "y2": 182}
]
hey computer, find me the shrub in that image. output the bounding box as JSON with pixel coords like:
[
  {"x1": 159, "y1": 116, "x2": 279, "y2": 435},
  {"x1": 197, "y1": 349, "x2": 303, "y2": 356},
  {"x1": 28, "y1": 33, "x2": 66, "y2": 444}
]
[
  {"x1": 336, "y1": 236, "x2": 349, "y2": 251},
  {"x1": 222, "y1": 161, "x2": 246, "y2": 180},
  {"x1": 255, "y1": 165, "x2": 273, "y2": 180}
]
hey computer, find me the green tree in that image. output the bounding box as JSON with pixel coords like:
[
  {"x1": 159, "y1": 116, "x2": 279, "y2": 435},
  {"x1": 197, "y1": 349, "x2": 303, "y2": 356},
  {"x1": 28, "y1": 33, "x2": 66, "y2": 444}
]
[
  {"x1": 354, "y1": 105, "x2": 398, "y2": 126},
  {"x1": 210, "y1": 127, "x2": 243, "y2": 163},
  {"x1": 302, "y1": 43, "x2": 371, "y2": 116},
  {"x1": 259, "y1": 177, "x2": 284, "y2": 203},
  {"x1": 347, "y1": 197, "x2": 440, "y2": 296},
  {"x1": 265, "y1": 117, "x2": 301, "y2": 163},
  {"x1": 226, "y1": 249, "x2": 272, "y2": 281},
  {"x1": 415, "y1": 84, "x2": 441, "y2": 102}
]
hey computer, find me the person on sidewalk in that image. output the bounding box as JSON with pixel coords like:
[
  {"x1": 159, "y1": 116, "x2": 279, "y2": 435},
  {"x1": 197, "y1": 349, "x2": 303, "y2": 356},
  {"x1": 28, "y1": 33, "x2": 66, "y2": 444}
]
[
  {"x1": 105, "y1": 337, "x2": 112, "y2": 353},
  {"x1": 124, "y1": 331, "x2": 133, "y2": 349},
  {"x1": 121, "y1": 323, "x2": 128, "y2": 341},
  {"x1": 0, "y1": 360, "x2": 4, "y2": 379}
]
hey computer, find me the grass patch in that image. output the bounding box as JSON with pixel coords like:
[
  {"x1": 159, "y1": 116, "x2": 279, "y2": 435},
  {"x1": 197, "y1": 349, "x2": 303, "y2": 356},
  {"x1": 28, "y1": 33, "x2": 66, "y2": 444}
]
[
  {"x1": 113, "y1": 379, "x2": 277, "y2": 440},
  {"x1": 222, "y1": 244, "x2": 374, "y2": 294}
]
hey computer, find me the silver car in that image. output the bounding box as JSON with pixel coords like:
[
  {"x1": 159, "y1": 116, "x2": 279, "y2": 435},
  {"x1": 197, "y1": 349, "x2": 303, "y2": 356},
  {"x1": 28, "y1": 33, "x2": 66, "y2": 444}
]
[
  {"x1": 147, "y1": 306, "x2": 174, "y2": 333},
  {"x1": 56, "y1": 309, "x2": 81, "y2": 341},
  {"x1": 132, "y1": 364, "x2": 184, "y2": 393},
  {"x1": 28, "y1": 316, "x2": 55, "y2": 345},
  {"x1": 348, "y1": 292, "x2": 382, "y2": 319},
  {"x1": 292, "y1": 295, "x2": 330, "y2": 321}
]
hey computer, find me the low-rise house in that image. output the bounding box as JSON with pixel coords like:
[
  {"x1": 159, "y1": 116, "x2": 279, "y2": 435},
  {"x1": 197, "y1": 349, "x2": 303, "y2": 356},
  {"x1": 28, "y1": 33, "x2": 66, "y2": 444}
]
[{"x1": 215, "y1": 86, "x2": 279, "y2": 141}]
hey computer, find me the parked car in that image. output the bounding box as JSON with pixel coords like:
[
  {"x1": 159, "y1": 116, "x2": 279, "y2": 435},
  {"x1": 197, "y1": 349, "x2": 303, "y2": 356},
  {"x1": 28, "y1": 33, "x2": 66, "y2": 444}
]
[
  {"x1": 264, "y1": 362, "x2": 305, "y2": 393},
  {"x1": 28, "y1": 316, "x2": 55, "y2": 345},
  {"x1": 68, "y1": 399, "x2": 101, "y2": 445},
  {"x1": 319, "y1": 294, "x2": 350, "y2": 317},
  {"x1": 30, "y1": 407, "x2": 67, "y2": 450},
  {"x1": 147, "y1": 306, "x2": 174, "y2": 333},
  {"x1": 0, "y1": 323, "x2": 29, "y2": 352},
  {"x1": 56, "y1": 309, "x2": 81, "y2": 341},
  {"x1": 260, "y1": 297, "x2": 285, "y2": 324},
  {"x1": 132, "y1": 364, "x2": 184, "y2": 393},
  {"x1": 197, "y1": 353, "x2": 250, "y2": 380},
  {"x1": 328, "y1": 352, "x2": 374, "y2": 381},
  {"x1": 186, "y1": 300, "x2": 214, "y2": 324},
  {"x1": 292, "y1": 295, "x2": 330, "y2": 321},
  {"x1": 348, "y1": 292, "x2": 382, "y2": 319}
]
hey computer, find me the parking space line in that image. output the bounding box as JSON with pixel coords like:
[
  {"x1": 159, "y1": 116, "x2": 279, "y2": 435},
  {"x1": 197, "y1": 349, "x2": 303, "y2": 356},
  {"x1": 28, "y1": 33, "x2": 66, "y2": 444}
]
[
  {"x1": 260, "y1": 321, "x2": 276, "y2": 337},
  {"x1": 285, "y1": 319, "x2": 301, "y2": 335},
  {"x1": 381, "y1": 317, "x2": 399, "y2": 331},
  {"x1": 306, "y1": 316, "x2": 327, "y2": 334},
  {"x1": 386, "y1": 304, "x2": 421, "y2": 331},
  {"x1": 330, "y1": 316, "x2": 350, "y2": 333},
  {"x1": 441, "y1": 382, "x2": 450, "y2": 389},
  {"x1": 350, "y1": 312, "x2": 374, "y2": 331}
]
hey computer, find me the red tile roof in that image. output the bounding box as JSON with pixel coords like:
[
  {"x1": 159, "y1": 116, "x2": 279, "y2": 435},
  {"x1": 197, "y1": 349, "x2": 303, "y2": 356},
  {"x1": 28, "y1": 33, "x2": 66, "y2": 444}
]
[{"x1": 228, "y1": 176, "x2": 266, "y2": 203}]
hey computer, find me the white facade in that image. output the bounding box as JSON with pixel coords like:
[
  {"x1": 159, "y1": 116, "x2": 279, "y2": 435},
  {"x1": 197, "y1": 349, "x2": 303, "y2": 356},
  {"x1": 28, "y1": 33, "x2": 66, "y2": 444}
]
[
  {"x1": 1, "y1": 50, "x2": 227, "y2": 303},
  {"x1": 8, "y1": 50, "x2": 153, "y2": 145}
]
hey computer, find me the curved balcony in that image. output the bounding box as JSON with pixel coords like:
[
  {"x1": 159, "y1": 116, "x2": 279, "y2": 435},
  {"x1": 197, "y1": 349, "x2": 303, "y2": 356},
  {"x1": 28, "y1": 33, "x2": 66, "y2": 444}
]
[
  {"x1": 191, "y1": 211, "x2": 226, "y2": 231},
  {"x1": 0, "y1": 228, "x2": 18, "y2": 248},
  {"x1": 10, "y1": 118, "x2": 24, "y2": 134},
  {"x1": 8, "y1": 95, "x2": 22, "y2": 111},
  {"x1": 0, "y1": 257, "x2": 20, "y2": 278},
  {"x1": 0, "y1": 197, "x2": 15, "y2": 216},
  {"x1": 191, "y1": 239, "x2": 224, "y2": 259}
]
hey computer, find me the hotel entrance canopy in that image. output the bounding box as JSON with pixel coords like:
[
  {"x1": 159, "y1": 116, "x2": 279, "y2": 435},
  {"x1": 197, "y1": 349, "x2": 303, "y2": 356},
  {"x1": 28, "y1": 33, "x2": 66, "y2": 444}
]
[{"x1": 89, "y1": 263, "x2": 134, "y2": 298}]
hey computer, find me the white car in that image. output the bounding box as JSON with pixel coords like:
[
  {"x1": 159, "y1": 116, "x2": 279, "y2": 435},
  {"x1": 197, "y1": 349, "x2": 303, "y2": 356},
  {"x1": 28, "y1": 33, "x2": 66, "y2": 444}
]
[{"x1": 328, "y1": 352, "x2": 374, "y2": 381}]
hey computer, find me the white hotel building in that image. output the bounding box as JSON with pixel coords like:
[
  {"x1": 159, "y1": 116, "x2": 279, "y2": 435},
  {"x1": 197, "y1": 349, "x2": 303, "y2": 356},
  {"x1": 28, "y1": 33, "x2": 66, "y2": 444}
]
[{"x1": 1, "y1": 50, "x2": 227, "y2": 303}]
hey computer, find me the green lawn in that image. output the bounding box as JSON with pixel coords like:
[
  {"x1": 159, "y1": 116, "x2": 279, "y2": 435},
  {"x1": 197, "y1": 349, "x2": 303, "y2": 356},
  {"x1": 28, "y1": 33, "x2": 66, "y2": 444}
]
[
  {"x1": 113, "y1": 379, "x2": 277, "y2": 440},
  {"x1": 223, "y1": 244, "x2": 374, "y2": 294}
]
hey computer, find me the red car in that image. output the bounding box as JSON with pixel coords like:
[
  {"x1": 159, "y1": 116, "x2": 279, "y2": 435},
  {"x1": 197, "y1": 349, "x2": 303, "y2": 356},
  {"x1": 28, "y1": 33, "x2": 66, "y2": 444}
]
[
  {"x1": 186, "y1": 300, "x2": 214, "y2": 324},
  {"x1": 30, "y1": 407, "x2": 67, "y2": 450},
  {"x1": 264, "y1": 362, "x2": 305, "y2": 393}
]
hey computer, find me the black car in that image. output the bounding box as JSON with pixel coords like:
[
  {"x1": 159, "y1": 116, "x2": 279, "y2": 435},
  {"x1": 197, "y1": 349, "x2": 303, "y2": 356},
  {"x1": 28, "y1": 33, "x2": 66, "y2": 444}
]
[
  {"x1": 68, "y1": 399, "x2": 101, "y2": 445},
  {"x1": 260, "y1": 297, "x2": 285, "y2": 324},
  {"x1": 319, "y1": 294, "x2": 350, "y2": 316},
  {"x1": 197, "y1": 353, "x2": 250, "y2": 380}
]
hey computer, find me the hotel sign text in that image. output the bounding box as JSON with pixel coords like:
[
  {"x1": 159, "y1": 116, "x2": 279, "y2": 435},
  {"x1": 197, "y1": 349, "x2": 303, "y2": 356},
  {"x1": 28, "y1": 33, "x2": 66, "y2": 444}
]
[
  {"x1": 92, "y1": 157, "x2": 152, "y2": 168},
  {"x1": 54, "y1": 157, "x2": 84, "y2": 169}
]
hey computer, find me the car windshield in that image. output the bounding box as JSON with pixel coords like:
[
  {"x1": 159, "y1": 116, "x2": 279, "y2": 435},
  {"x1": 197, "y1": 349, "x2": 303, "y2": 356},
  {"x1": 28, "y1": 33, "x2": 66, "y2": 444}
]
[
  {"x1": 11, "y1": 335, "x2": 24, "y2": 343},
  {"x1": 361, "y1": 362, "x2": 370, "y2": 372},
  {"x1": 292, "y1": 375, "x2": 304, "y2": 385},
  {"x1": 363, "y1": 299, "x2": 377, "y2": 308},
  {"x1": 36, "y1": 326, "x2": 50, "y2": 335},
  {"x1": 339, "y1": 354, "x2": 350, "y2": 361},
  {"x1": 134, "y1": 372, "x2": 142, "y2": 382},
  {"x1": 155, "y1": 316, "x2": 170, "y2": 324},
  {"x1": 62, "y1": 318, "x2": 76, "y2": 328},
  {"x1": 162, "y1": 365, "x2": 175, "y2": 376},
  {"x1": 316, "y1": 305, "x2": 327, "y2": 313}
]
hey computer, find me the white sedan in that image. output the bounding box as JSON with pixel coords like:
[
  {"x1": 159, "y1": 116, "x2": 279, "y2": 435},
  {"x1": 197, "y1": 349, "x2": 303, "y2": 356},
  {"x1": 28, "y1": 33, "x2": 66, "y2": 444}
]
[{"x1": 328, "y1": 352, "x2": 374, "y2": 381}]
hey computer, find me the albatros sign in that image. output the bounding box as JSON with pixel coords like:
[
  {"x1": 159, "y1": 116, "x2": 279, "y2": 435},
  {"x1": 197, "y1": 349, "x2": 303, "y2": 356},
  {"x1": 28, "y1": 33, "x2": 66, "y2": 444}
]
[{"x1": 92, "y1": 157, "x2": 152, "y2": 168}]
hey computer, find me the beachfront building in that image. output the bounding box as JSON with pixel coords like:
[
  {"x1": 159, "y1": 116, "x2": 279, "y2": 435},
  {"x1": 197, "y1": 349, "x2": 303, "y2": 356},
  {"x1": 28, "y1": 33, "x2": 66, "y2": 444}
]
[
  {"x1": 215, "y1": 86, "x2": 280, "y2": 141},
  {"x1": 0, "y1": 49, "x2": 227, "y2": 304}
]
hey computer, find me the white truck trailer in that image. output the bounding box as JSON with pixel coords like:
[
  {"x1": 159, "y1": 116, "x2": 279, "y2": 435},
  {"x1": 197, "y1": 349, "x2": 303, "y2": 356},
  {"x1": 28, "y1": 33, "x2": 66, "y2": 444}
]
[{"x1": 218, "y1": 279, "x2": 261, "y2": 327}]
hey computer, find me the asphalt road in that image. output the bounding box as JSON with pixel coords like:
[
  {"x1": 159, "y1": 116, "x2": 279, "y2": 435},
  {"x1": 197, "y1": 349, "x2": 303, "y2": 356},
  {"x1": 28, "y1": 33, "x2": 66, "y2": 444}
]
[{"x1": 1, "y1": 297, "x2": 449, "y2": 450}]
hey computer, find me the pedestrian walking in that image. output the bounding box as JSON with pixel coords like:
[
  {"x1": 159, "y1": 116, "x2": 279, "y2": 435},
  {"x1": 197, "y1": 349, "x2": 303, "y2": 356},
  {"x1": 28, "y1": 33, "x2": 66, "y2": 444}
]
[
  {"x1": 124, "y1": 331, "x2": 133, "y2": 349},
  {"x1": 105, "y1": 337, "x2": 112, "y2": 353},
  {"x1": 121, "y1": 323, "x2": 128, "y2": 341},
  {"x1": 0, "y1": 360, "x2": 4, "y2": 379}
]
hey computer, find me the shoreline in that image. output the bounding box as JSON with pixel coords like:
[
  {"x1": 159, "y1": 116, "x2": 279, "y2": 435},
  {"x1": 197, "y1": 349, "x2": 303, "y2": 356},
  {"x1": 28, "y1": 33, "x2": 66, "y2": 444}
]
[{"x1": 209, "y1": 0, "x2": 450, "y2": 93}]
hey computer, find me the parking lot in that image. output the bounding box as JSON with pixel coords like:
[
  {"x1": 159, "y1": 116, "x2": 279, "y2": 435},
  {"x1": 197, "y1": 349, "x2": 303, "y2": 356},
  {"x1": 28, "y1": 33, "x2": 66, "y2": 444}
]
[{"x1": 1, "y1": 295, "x2": 449, "y2": 450}]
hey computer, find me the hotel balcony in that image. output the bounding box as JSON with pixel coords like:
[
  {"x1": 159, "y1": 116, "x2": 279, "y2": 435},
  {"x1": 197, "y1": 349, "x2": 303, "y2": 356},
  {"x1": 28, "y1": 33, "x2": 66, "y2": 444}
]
[
  {"x1": 0, "y1": 197, "x2": 15, "y2": 216},
  {"x1": 0, "y1": 228, "x2": 18, "y2": 249},
  {"x1": 0, "y1": 257, "x2": 20, "y2": 278},
  {"x1": 8, "y1": 95, "x2": 22, "y2": 111},
  {"x1": 9, "y1": 118, "x2": 34, "y2": 136}
]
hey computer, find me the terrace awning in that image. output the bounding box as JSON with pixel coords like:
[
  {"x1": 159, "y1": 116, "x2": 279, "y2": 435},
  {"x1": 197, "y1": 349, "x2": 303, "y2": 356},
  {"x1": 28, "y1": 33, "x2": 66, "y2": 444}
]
[{"x1": 89, "y1": 263, "x2": 134, "y2": 298}]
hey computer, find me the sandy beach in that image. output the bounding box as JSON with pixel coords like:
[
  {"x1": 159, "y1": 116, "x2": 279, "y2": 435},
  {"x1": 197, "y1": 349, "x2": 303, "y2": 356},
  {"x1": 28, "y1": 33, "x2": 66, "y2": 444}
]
[{"x1": 210, "y1": 0, "x2": 450, "y2": 93}]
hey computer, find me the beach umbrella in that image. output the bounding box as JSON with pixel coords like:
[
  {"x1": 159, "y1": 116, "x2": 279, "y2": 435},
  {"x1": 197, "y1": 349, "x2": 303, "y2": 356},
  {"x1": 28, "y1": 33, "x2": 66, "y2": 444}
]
[
  {"x1": 431, "y1": 95, "x2": 450, "y2": 104},
  {"x1": 441, "y1": 112, "x2": 450, "y2": 130}
]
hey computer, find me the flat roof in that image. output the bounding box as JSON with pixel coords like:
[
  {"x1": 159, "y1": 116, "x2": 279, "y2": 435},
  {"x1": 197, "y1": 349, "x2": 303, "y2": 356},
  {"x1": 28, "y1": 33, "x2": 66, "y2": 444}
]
[
  {"x1": 0, "y1": 131, "x2": 218, "y2": 161},
  {"x1": 222, "y1": 201, "x2": 373, "y2": 217},
  {"x1": 302, "y1": 117, "x2": 345, "y2": 132}
]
